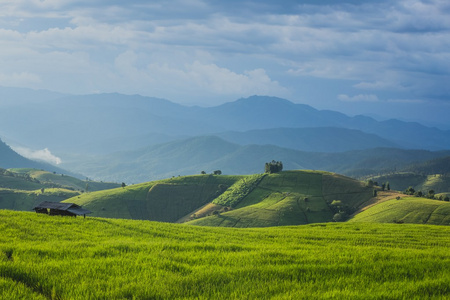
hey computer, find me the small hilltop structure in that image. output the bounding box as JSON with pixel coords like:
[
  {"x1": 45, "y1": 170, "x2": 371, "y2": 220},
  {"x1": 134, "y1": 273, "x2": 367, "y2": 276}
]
[{"x1": 33, "y1": 201, "x2": 91, "y2": 218}]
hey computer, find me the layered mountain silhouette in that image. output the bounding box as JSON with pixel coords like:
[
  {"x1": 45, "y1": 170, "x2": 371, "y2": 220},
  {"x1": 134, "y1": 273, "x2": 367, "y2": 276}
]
[
  {"x1": 60, "y1": 135, "x2": 450, "y2": 183},
  {"x1": 1, "y1": 88, "x2": 450, "y2": 182}
]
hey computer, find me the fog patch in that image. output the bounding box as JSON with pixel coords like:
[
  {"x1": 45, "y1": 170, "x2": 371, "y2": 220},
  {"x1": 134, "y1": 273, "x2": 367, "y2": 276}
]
[{"x1": 13, "y1": 147, "x2": 62, "y2": 165}]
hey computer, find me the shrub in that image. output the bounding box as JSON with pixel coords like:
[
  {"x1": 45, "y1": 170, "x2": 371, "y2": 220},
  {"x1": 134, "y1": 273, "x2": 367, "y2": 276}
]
[
  {"x1": 332, "y1": 212, "x2": 348, "y2": 222},
  {"x1": 404, "y1": 187, "x2": 415, "y2": 195}
]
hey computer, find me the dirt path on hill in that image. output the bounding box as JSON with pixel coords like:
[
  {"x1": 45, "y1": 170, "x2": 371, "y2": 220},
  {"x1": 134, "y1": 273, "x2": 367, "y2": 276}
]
[
  {"x1": 176, "y1": 202, "x2": 224, "y2": 223},
  {"x1": 350, "y1": 190, "x2": 404, "y2": 218}
]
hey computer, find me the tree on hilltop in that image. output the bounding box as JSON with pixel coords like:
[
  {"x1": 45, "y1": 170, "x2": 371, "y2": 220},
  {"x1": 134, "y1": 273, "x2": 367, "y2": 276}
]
[{"x1": 265, "y1": 160, "x2": 283, "y2": 174}]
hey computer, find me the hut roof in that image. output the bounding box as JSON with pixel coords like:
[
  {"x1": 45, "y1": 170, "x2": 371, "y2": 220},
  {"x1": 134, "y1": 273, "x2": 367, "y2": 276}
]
[{"x1": 33, "y1": 201, "x2": 91, "y2": 215}]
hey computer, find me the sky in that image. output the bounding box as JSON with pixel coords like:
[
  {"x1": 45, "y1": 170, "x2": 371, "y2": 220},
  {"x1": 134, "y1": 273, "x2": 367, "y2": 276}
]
[{"x1": 1, "y1": 0, "x2": 450, "y2": 127}]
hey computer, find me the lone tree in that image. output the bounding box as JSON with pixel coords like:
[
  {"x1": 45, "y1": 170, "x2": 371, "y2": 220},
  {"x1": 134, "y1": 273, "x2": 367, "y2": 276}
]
[
  {"x1": 265, "y1": 160, "x2": 283, "y2": 174},
  {"x1": 213, "y1": 170, "x2": 222, "y2": 175},
  {"x1": 404, "y1": 186, "x2": 415, "y2": 195}
]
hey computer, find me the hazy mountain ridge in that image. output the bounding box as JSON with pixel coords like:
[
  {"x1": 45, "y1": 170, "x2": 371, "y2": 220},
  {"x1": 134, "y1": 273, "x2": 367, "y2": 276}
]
[
  {"x1": 216, "y1": 127, "x2": 399, "y2": 152},
  {"x1": 1, "y1": 89, "x2": 449, "y2": 154},
  {"x1": 2, "y1": 88, "x2": 450, "y2": 182},
  {"x1": 60, "y1": 135, "x2": 450, "y2": 184}
]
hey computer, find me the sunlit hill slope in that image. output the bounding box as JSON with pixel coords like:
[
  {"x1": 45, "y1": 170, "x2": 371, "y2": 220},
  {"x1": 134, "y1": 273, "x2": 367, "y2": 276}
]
[
  {"x1": 0, "y1": 168, "x2": 120, "y2": 212},
  {"x1": 64, "y1": 170, "x2": 373, "y2": 227}
]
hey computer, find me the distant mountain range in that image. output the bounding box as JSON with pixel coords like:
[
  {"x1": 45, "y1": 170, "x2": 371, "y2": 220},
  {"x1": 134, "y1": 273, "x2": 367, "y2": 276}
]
[
  {"x1": 1, "y1": 87, "x2": 450, "y2": 182},
  {"x1": 60, "y1": 135, "x2": 450, "y2": 183},
  {"x1": 1, "y1": 90, "x2": 449, "y2": 153},
  {"x1": 217, "y1": 127, "x2": 398, "y2": 152}
]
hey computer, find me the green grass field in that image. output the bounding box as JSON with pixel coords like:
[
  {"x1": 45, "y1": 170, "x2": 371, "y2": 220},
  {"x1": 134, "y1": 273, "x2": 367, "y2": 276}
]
[
  {"x1": 0, "y1": 210, "x2": 449, "y2": 299},
  {"x1": 349, "y1": 197, "x2": 450, "y2": 225}
]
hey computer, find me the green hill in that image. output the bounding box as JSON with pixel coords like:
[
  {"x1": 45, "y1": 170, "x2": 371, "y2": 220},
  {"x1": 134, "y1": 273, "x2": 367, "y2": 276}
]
[
  {"x1": 369, "y1": 172, "x2": 450, "y2": 194},
  {"x1": 188, "y1": 171, "x2": 373, "y2": 227},
  {"x1": 0, "y1": 188, "x2": 79, "y2": 212},
  {"x1": 367, "y1": 155, "x2": 450, "y2": 194},
  {"x1": 8, "y1": 168, "x2": 120, "y2": 192},
  {"x1": 0, "y1": 210, "x2": 449, "y2": 299},
  {"x1": 0, "y1": 168, "x2": 120, "y2": 212},
  {"x1": 405, "y1": 155, "x2": 450, "y2": 175},
  {"x1": 64, "y1": 170, "x2": 373, "y2": 226},
  {"x1": 65, "y1": 174, "x2": 243, "y2": 220},
  {"x1": 349, "y1": 197, "x2": 450, "y2": 225}
]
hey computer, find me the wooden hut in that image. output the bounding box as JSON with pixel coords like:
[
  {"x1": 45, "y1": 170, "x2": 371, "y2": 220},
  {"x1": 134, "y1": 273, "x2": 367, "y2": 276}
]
[{"x1": 33, "y1": 201, "x2": 91, "y2": 218}]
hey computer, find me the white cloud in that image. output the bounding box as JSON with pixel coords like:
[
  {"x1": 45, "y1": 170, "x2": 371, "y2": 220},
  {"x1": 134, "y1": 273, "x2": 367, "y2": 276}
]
[
  {"x1": 185, "y1": 61, "x2": 287, "y2": 96},
  {"x1": 0, "y1": 0, "x2": 448, "y2": 120},
  {"x1": 354, "y1": 81, "x2": 403, "y2": 91},
  {"x1": 386, "y1": 98, "x2": 426, "y2": 104},
  {"x1": 0, "y1": 71, "x2": 41, "y2": 87},
  {"x1": 13, "y1": 147, "x2": 62, "y2": 165},
  {"x1": 338, "y1": 94, "x2": 379, "y2": 103},
  {"x1": 110, "y1": 50, "x2": 289, "y2": 103}
]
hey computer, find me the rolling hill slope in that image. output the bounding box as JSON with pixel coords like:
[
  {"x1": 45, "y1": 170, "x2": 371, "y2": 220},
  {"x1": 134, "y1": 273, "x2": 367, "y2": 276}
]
[
  {"x1": 187, "y1": 171, "x2": 373, "y2": 227},
  {"x1": 0, "y1": 168, "x2": 120, "y2": 212},
  {"x1": 65, "y1": 174, "x2": 243, "y2": 221},
  {"x1": 64, "y1": 170, "x2": 374, "y2": 226},
  {"x1": 404, "y1": 156, "x2": 450, "y2": 175},
  {"x1": 349, "y1": 197, "x2": 450, "y2": 225},
  {"x1": 368, "y1": 173, "x2": 450, "y2": 195}
]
